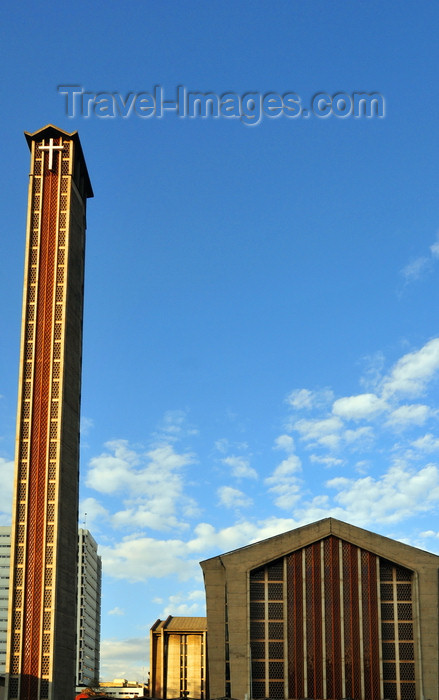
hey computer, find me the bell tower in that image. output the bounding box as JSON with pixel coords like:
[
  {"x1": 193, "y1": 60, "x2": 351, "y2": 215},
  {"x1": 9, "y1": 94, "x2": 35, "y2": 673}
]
[{"x1": 5, "y1": 125, "x2": 93, "y2": 700}]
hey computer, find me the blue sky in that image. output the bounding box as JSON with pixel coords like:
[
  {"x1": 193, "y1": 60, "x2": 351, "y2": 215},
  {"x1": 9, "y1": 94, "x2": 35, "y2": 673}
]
[{"x1": 1, "y1": 0, "x2": 439, "y2": 683}]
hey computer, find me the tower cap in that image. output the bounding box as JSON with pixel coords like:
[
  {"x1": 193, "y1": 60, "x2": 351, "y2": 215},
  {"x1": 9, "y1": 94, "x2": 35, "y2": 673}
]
[{"x1": 24, "y1": 124, "x2": 93, "y2": 198}]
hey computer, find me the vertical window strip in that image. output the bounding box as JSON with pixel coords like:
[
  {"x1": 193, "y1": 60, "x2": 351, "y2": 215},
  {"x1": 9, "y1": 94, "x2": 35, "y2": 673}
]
[
  {"x1": 339, "y1": 538, "x2": 346, "y2": 699},
  {"x1": 264, "y1": 566, "x2": 269, "y2": 693},
  {"x1": 412, "y1": 572, "x2": 423, "y2": 700},
  {"x1": 283, "y1": 556, "x2": 288, "y2": 700},
  {"x1": 302, "y1": 547, "x2": 307, "y2": 698},
  {"x1": 358, "y1": 547, "x2": 365, "y2": 700},
  {"x1": 393, "y1": 568, "x2": 401, "y2": 699},
  {"x1": 320, "y1": 540, "x2": 326, "y2": 700},
  {"x1": 377, "y1": 556, "x2": 384, "y2": 700}
]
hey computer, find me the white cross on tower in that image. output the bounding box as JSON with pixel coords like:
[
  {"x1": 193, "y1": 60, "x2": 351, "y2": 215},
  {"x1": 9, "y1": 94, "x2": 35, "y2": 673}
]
[{"x1": 39, "y1": 138, "x2": 64, "y2": 171}]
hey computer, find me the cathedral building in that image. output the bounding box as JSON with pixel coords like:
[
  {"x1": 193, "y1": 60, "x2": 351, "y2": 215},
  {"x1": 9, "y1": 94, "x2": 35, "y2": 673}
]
[{"x1": 200, "y1": 518, "x2": 439, "y2": 700}]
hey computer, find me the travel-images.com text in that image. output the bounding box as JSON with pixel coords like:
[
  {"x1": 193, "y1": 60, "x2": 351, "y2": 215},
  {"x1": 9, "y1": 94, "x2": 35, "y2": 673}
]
[{"x1": 58, "y1": 85, "x2": 385, "y2": 125}]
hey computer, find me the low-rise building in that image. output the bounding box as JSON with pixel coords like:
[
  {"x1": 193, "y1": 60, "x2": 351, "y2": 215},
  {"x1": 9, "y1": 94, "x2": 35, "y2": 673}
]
[
  {"x1": 98, "y1": 678, "x2": 147, "y2": 697},
  {"x1": 150, "y1": 617, "x2": 207, "y2": 699}
]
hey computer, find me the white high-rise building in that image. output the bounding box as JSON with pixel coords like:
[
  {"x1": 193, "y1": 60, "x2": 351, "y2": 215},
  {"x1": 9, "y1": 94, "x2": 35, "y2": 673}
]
[
  {"x1": 0, "y1": 527, "x2": 11, "y2": 675},
  {"x1": 0, "y1": 526, "x2": 101, "y2": 687},
  {"x1": 77, "y1": 528, "x2": 102, "y2": 687}
]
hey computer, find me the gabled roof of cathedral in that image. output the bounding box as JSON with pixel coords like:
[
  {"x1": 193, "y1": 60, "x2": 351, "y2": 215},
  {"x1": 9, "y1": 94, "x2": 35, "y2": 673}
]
[{"x1": 200, "y1": 517, "x2": 439, "y2": 572}]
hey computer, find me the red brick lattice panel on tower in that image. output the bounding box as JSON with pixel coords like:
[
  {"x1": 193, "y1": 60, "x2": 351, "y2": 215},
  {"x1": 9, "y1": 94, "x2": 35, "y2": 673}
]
[
  {"x1": 21, "y1": 139, "x2": 60, "y2": 699},
  {"x1": 8, "y1": 136, "x2": 71, "y2": 700}
]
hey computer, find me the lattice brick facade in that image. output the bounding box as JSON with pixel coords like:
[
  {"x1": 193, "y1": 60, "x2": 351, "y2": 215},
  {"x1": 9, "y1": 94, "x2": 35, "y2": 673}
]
[{"x1": 249, "y1": 537, "x2": 416, "y2": 700}]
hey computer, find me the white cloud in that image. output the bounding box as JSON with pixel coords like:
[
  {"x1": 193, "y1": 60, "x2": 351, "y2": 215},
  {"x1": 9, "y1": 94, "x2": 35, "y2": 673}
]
[
  {"x1": 266, "y1": 482, "x2": 302, "y2": 510},
  {"x1": 293, "y1": 416, "x2": 373, "y2": 451},
  {"x1": 401, "y1": 256, "x2": 431, "y2": 282},
  {"x1": 343, "y1": 426, "x2": 374, "y2": 445},
  {"x1": 217, "y1": 486, "x2": 252, "y2": 509},
  {"x1": 431, "y1": 237, "x2": 439, "y2": 258},
  {"x1": 385, "y1": 404, "x2": 432, "y2": 429},
  {"x1": 162, "y1": 589, "x2": 206, "y2": 617},
  {"x1": 380, "y1": 338, "x2": 439, "y2": 399},
  {"x1": 265, "y1": 455, "x2": 302, "y2": 510},
  {"x1": 286, "y1": 388, "x2": 314, "y2": 409},
  {"x1": 411, "y1": 433, "x2": 439, "y2": 452},
  {"x1": 186, "y1": 518, "x2": 300, "y2": 555},
  {"x1": 286, "y1": 388, "x2": 333, "y2": 410},
  {"x1": 214, "y1": 438, "x2": 229, "y2": 454},
  {"x1": 100, "y1": 637, "x2": 148, "y2": 683},
  {"x1": 79, "y1": 497, "x2": 110, "y2": 532},
  {"x1": 214, "y1": 438, "x2": 249, "y2": 454},
  {"x1": 266, "y1": 455, "x2": 302, "y2": 482},
  {"x1": 310, "y1": 455, "x2": 343, "y2": 467},
  {"x1": 86, "y1": 440, "x2": 197, "y2": 532},
  {"x1": 108, "y1": 606, "x2": 125, "y2": 616},
  {"x1": 153, "y1": 410, "x2": 199, "y2": 443},
  {"x1": 87, "y1": 440, "x2": 195, "y2": 495},
  {"x1": 293, "y1": 416, "x2": 343, "y2": 449},
  {"x1": 360, "y1": 351, "x2": 386, "y2": 392},
  {"x1": 80, "y1": 416, "x2": 94, "y2": 436},
  {"x1": 285, "y1": 341, "x2": 439, "y2": 460},
  {"x1": 111, "y1": 505, "x2": 190, "y2": 532},
  {"x1": 324, "y1": 462, "x2": 439, "y2": 525},
  {"x1": 400, "y1": 234, "x2": 439, "y2": 283},
  {"x1": 282, "y1": 465, "x2": 439, "y2": 527},
  {"x1": 100, "y1": 536, "x2": 201, "y2": 582},
  {"x1": 222, "y1": 455, "x2": 258, "y2": 479},
  {"x1": 86, "y1": 440, "x2": 141, "y2": 494},
  {"x1": 318, "y1": 434, "x2": 342, "y2": 450},
  {"x1": 186, "y1": 521, "x2": 259, "y2": 555},
  {"x1": 186, "y1": 517, "x2": 305, "y2": 555},
  {"x1": 248, "y1": 517, "x2": 300, "y2": 541},
  {"x1": 332, "y1": 393, "x2": 387, "y2": 421},
  {"x1": 273, "y1": 434, "x2": 295, "y2": 453},
  {"x1": 181, "y1": 498, "x2": 202, "y2": 519},
  {"x1": 354, "y1": 460, "x2": 371, "y2": 474}
]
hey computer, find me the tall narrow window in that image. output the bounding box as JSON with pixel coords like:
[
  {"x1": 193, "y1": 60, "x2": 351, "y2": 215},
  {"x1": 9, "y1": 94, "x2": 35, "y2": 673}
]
[{"x1": 249, "y1": 558, "x2": 284, "y2": 699}]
